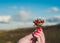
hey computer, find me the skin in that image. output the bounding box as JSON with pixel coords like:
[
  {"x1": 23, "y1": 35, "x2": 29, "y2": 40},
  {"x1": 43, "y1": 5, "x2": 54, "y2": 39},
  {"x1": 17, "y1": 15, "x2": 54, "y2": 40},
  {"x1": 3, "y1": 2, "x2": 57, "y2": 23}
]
[{"x1": 17, "y1": 29, "x2": 45, "y2": 43}]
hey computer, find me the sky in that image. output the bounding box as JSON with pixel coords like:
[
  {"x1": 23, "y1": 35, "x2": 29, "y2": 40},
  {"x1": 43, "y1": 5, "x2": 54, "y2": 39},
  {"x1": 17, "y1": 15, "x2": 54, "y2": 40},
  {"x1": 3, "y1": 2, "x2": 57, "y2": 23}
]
[{"x1": 0, "y1": 0, "x2": 60, "y2": 30}]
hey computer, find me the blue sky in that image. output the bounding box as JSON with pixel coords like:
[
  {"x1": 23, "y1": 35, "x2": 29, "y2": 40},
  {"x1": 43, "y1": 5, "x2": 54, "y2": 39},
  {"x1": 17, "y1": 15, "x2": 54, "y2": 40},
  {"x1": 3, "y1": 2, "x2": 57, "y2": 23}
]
[{"x1": 0, "y1": 0, "x2": 60, "y2": 30}]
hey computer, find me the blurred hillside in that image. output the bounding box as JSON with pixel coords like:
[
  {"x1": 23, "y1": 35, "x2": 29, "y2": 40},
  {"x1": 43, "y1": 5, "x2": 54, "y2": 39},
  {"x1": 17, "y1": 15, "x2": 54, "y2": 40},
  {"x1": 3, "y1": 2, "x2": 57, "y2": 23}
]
[{"x1": 0, "y1": 24, "x2": 60, "y2": 43}]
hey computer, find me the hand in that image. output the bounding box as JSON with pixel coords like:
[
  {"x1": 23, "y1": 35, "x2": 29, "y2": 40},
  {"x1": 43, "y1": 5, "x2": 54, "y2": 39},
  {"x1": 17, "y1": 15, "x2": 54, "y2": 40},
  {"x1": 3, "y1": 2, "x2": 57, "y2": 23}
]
[{"x1": 17, "y1": 28, "x2": 45, "y2": 43}]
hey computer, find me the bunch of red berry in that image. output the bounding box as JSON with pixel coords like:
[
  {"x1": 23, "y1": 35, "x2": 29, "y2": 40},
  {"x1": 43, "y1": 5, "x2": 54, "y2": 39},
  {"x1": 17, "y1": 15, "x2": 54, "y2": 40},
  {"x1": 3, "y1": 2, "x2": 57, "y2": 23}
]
[
  {"x1": 33, "y1": 18, "x2": 44, "y2": 26},
  {"x1": 32, "y1": 18, "x2": 44, "y2": 43}
]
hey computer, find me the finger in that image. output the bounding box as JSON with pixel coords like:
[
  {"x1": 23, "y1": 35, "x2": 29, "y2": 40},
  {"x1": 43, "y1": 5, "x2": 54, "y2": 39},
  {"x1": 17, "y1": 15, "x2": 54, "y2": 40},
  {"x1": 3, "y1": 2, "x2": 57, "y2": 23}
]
[{"x1": 33, "y1": 27, "x2": 42, "y2": 35}]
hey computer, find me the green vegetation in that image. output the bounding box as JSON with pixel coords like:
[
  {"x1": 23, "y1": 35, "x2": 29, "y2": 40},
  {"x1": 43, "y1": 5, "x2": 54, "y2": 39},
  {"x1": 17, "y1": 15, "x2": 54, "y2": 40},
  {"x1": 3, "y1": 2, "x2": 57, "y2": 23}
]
[{"x1": 0, "y1": 24, "x2": 60, "y2": 43}]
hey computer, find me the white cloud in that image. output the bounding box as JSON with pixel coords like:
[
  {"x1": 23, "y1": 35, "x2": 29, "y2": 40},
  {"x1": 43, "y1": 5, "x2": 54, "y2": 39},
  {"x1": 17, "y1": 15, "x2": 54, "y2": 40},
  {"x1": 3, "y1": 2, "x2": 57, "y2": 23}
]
[
  {"x1": 20, "y1": 6, "x2": 24, "y2": 10},
  {"x1": 19, "y1": 10, "x2": 30, "y2": 21},
  {"x1": 0, "y1": 21, "x2": 33, "y2": 30},
  {"x1": 43, "y1": 22, "x2": 57, "y2": 26},
  {"x1": 46, "y1": 15, "x2": 60, "y2": 23},
  {"x1": 8, "y1": 6, "x2": 17, "y2": 9},
  {"x1": 48, "y1": 7, "x2": 58, "y2": 12},
  {"x1": 1, "y1": 15, "x2": 60, "y2": 30},
  {"x1": 54, "y1": 15, "x2": 60, "y2": 19},
  {"x1": 12, "y1": 6, "x2": 17, "y2": 9},
  {"x1": 0, "y1": 16, "x2": 11, "y2": 22}
]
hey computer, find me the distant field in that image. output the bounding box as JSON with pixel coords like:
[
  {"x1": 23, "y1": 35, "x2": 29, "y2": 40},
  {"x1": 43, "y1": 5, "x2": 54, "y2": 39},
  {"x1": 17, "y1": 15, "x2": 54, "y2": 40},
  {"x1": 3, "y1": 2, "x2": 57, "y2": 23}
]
[{"x1": 0, "y1": 24, "x2": 60, "y2": 43}]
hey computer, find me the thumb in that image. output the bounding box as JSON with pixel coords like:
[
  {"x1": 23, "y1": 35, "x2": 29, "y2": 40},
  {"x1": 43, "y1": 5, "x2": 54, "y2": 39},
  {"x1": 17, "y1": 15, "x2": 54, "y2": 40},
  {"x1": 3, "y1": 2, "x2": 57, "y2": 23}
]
[
  {"x1": 34, "y1": 35, "x2": 42, "y2": 43},
  {"x1": 25, "y1": 34, "x2": 33, "y2": 40}
]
